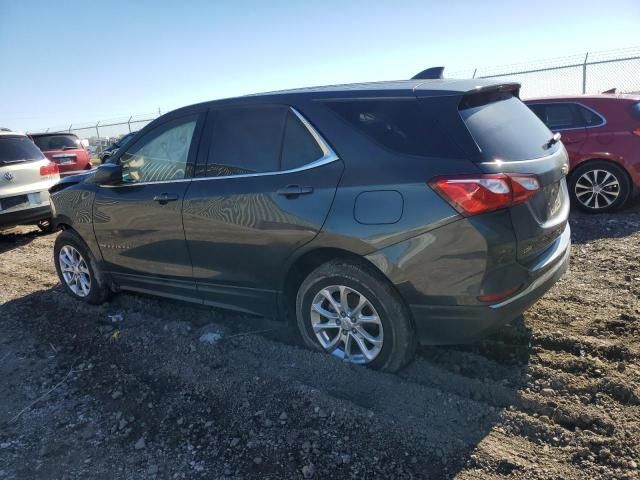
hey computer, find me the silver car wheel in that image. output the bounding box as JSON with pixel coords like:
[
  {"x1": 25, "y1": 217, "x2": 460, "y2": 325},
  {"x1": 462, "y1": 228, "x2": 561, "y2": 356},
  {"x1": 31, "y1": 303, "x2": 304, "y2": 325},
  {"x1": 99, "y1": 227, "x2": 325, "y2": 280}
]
[
  {"x1": 574, "y1": 169, "x2": 620, "y2": 210},
  {"x1": 310, "y1": 285, "x2": 383, "y2": 364},
  {"x1": 59, "y1": 245, "x2": 91, "y2": 297}
]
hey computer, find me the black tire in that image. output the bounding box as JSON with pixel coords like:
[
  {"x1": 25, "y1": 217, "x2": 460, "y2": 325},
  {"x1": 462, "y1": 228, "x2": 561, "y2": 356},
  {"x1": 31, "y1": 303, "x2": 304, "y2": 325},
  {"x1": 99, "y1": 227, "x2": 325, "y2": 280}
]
[
  {"x1": 295, "y1": 259, "x2": 416, "y2": 372},
  {"x1": 37, "y1": 219, "x2": 56, "y2": 234},
  {"x1": 569, "y1": 161, "x2": 631, "y2": 213},
  {"x1": 54, "y1": 229, "x2": 111, "y2": 305}
]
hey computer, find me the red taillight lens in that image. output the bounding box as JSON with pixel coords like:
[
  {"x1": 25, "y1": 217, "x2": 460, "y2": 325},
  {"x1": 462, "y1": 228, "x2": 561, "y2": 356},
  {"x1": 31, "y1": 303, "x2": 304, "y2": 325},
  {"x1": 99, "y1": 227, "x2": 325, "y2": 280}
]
[
  {"x1": 478, "y1": 285, "x2": 521, "y2": 303},
  {"x1": 632, "y1": 127, "x2": 640, "y2": 137},
  {"x1": 40, "y1": 161, "x2": 59, "y2": 177},
  {"x1": 429, "y1": 173, "x2": 540, "y2": 216}
]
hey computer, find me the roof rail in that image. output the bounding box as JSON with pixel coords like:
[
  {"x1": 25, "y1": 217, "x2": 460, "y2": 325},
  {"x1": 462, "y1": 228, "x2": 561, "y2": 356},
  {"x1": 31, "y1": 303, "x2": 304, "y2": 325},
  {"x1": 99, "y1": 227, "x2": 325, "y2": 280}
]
[{"x1": 411, "y1": 66, "x2": 444, "y2": 80}]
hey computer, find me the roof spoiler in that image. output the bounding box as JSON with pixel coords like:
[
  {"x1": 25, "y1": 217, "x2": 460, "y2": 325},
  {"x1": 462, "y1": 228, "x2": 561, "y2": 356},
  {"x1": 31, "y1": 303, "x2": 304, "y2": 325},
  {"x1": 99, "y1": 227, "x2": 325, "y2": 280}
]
[{"x1": 411, "y1": 66, "x2": 444, "y2": 80}]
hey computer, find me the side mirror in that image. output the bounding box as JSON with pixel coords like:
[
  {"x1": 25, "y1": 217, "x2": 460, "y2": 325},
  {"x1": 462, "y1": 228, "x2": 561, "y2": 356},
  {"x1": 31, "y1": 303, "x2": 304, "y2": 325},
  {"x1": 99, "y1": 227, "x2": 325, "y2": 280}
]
[{"x1": 92, "y1": 163, "x2": 122, "y2": 185}]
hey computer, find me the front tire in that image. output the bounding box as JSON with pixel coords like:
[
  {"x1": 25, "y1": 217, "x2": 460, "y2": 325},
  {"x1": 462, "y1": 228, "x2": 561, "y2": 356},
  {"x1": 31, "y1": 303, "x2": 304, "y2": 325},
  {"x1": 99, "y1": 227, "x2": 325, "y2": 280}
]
[
  {"x1": 569, "y1": 161, "x2": 631, "y2": 213},
  {"x1": 54, "y1": 230, "x2": 111, "y2": 304},
  {"x1": 295, "y1": 260, "x2": 416, "y2": 372}
]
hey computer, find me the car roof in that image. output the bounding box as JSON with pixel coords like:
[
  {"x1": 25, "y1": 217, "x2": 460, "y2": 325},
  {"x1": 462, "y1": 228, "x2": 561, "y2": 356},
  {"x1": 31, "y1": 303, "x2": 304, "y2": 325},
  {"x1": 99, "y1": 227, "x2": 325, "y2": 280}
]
[
  {"x1": 250, "y1": 78, "x2": 519, "y2": 98},
  {"x1": 525, "y1": 93, "x2": 640, "y2": 102},
  {"x1": 0, "y1": 130, "x2": 26, "y2": 137},
  {"x1": 29, "y1": 132, "x2": 79, "y2": 137}
]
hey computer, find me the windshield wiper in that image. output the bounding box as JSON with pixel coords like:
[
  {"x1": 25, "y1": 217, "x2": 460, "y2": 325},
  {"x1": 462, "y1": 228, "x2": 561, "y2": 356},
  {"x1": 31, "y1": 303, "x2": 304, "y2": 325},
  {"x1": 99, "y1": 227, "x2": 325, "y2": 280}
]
[{"x1": 543, "y1": 132, "x2": 561, "y2": 150}]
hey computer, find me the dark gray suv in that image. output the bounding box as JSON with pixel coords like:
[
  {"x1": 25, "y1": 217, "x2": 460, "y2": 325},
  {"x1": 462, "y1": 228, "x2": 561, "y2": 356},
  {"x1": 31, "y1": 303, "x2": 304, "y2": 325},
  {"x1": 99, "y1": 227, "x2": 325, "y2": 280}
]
[{"x1": 50, "y1": 78, "x2": 571, "y2": 371}]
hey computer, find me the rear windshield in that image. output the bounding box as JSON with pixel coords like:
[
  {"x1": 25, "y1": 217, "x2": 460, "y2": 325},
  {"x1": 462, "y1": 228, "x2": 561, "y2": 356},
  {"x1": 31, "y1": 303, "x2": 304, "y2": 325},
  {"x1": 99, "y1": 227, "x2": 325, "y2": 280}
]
[
  {"x1": 0, "y1": 136, "x2": 45, "y2": 165},
  {"x1": 460, "y1": 92, "x2": 557, "y2": 161},
  {"x1": 32, "y1": 134, "x2": 80, "y2": 151}
]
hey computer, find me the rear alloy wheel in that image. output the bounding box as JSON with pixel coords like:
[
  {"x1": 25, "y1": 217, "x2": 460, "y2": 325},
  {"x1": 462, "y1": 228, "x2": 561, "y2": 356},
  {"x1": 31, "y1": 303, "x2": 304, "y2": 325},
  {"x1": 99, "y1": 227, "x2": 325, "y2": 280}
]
[
  {"x1": 570, "y1": 161, "x2": 631, "y2": 213},
  {"x1": 310, "y1": 285, "x2": 384, "y2": 364},
  {"x1": 296, "y1": 260, "x2": 416, "y2": 372}
]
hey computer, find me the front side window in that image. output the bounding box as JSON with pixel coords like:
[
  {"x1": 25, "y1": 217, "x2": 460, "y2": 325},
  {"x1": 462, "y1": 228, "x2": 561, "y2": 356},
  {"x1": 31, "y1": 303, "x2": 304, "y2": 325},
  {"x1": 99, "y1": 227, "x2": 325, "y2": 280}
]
[
  {"x1": 206, "y1": 106, "x2": 287, "y2": 177},
  {"x1": 120, "y1": 116, "x2": 197, "y2": 184}
]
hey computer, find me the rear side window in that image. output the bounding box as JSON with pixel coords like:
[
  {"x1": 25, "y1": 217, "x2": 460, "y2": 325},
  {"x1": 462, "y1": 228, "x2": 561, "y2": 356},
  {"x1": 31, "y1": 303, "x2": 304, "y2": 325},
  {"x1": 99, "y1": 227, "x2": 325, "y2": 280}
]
[
  {"x1": 32, "y1": 134, "x2": 80, "y2": 151},
  {"x1": 0, "y1": 136, "x2": 45, "y2": 164},
  {"x1": 632, "y1": 102, "x2": 640, "y2": 120},
  {"x1": 207, "y1": 106, "x2": 287, "y2": 176},
  {"x1": 461, "y1": 94, "x2": 555, "y2": 161},
  {"x1": 326, "y1": 99, "x2": 462, "y2": 158},
  {"x1": 281, "y1": 110, "x2": 324, "y2": 170},
  {"x1": 576, "y1": 105, "x2": 605, "y2": 127}
]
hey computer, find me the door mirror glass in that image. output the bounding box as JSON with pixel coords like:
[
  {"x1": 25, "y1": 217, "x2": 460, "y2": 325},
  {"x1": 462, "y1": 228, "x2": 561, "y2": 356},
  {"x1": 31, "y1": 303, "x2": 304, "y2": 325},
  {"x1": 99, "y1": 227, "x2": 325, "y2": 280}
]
[{"x1": 92, "y1": 163, "x2": 123, "y2": 185}]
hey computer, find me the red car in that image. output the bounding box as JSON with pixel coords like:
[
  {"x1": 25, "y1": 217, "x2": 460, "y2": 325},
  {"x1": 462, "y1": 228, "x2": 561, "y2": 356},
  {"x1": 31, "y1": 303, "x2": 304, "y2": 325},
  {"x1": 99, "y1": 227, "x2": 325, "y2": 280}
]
[
  {"x1": 525, "y1": 95, "x2": 640, "y2": 212},
  {"x1": 29, "y1": 132, "x2": 92, "y2": 177}
]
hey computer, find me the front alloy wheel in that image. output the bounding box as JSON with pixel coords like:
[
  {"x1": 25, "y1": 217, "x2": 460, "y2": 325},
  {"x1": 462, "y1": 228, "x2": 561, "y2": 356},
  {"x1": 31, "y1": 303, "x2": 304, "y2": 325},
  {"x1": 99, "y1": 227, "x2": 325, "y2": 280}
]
[
  {"x1": 310, "y1": 285, "x2": 383, "y2": 364},
  {"x1": 59, "y1": 245, "x2": 92, "y2": 297}
]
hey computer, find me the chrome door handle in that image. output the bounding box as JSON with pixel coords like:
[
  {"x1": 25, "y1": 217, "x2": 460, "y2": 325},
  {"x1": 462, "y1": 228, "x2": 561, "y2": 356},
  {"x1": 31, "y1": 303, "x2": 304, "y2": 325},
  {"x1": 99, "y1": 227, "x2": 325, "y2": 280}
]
[
  {"x1": 276, "y1": 185, "x2": 314, "y2": 197},
  {"x1": 153, "y1": 193, "x2": 179, "y2": 204}
]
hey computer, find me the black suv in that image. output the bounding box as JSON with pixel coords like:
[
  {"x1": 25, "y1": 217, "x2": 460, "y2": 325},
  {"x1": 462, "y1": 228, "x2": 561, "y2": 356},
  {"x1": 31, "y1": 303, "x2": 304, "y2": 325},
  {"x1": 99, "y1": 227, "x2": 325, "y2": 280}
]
[{"x1": 50, "y1": 78, "x2": 570, "y2": 371}]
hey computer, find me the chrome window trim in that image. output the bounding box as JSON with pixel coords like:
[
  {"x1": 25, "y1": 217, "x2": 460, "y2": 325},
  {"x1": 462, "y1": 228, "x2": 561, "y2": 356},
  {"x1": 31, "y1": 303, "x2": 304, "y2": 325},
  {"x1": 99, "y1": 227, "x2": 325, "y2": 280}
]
[
  {"x1": 530, "y1": 101, "x2": 607, "y2": 132},
  {"x1": 191, "y1": 106, "x2": 338, "y2": 182},
  {"x1": 100, "y1": 107, "x2": 339, "y2": 188}
]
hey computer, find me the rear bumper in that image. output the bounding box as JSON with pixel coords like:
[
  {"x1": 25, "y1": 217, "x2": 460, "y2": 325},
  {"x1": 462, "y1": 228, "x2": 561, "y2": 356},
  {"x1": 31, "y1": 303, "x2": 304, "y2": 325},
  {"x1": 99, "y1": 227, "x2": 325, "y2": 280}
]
[
  {"x1": 0, "y1": 205, "x2": 51, "y2": 229},
  {"x1": 410, "y1": 225, "x2": 570, "y2": 344}
]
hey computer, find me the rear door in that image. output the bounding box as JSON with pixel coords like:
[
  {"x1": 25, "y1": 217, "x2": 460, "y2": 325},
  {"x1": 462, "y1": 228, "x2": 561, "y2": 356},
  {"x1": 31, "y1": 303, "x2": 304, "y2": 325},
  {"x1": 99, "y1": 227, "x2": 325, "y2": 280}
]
[
  {"x1": 456, "y1": 91, "x2": 570, "y2": 262},
  {"x1": 527, "y1": 102, "x2": 588, "y2": 163},
  {"x1": 92, "y1": 113, "x2": 204, "y2": 300},
  {"x1": 183, "y1": 105, "x2": 343, "y2": 316}
]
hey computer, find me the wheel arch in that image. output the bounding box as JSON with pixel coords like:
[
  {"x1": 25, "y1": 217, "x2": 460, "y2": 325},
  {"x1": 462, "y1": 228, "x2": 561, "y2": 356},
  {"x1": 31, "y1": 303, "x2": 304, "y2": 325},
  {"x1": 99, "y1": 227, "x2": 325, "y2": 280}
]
[{"x1": 279, "y1": 247, "x2": 414, "y2": 331}]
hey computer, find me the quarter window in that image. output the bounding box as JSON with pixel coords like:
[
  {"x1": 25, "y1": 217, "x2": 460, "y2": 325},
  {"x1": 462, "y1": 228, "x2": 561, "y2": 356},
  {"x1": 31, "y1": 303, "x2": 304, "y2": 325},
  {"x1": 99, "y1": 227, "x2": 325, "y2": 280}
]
[
  {"x1": 120, "y1": 116, "x2": 197, "y2": 184},
  {"x1": 528, "y1": 102, "x2": 602, "y2": 130},
  {"x1": 326, "y1": 99, "x2": 462, "y2": 158},
  {"x1": 576, "y1": 105, "x2": 605, "y2": 127}
]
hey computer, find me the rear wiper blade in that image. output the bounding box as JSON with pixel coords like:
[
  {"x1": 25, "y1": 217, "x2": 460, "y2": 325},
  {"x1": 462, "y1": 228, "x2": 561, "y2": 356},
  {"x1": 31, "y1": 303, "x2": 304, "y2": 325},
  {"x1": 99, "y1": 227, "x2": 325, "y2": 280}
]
[
  {"x1": 0, "y1": 158, "x2": 27, "y2": 165},
  {"x1": 543, "y1": 132, "x2": 561, "y2": 150}
]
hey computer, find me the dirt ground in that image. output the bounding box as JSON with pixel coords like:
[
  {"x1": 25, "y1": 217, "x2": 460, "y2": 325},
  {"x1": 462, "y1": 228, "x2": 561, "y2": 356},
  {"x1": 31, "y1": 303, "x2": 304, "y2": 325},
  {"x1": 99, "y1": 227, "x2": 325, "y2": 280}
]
[{"x1": 1, "y1": 203, "x2": 639, "y2": 480}]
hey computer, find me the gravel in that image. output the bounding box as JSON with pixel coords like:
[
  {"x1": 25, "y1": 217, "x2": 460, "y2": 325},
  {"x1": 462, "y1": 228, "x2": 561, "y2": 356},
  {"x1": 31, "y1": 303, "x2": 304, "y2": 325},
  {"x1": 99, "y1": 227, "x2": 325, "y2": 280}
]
[{"x1": 1, "y1": 201, "x2": 639, "y2": 479}]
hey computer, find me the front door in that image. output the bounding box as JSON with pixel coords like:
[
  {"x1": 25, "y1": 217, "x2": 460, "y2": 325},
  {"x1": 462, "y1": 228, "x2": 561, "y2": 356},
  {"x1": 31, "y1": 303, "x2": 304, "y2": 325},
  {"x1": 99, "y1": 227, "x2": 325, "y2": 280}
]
[
  {"x1": 93, "y1": 113, "x2": 204, "y2": 300},
  {"x1": 183, "y1": 105, "x2": 343, "y2": 315}
]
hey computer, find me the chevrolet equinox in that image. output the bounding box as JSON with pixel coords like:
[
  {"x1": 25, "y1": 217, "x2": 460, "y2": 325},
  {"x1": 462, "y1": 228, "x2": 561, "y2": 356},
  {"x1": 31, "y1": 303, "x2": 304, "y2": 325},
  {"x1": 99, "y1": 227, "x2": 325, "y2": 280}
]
[{"x1": 50, "y1": 78, "x2": 571, "y2": 371}]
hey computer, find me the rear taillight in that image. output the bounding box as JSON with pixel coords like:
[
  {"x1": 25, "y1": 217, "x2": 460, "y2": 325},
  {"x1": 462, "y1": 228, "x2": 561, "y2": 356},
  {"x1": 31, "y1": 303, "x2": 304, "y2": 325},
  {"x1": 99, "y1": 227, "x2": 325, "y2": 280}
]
[
  {"x1": 40, "y1": 161, "x2": 59, "y2": 177},
  {"x1": 429, "y1": 173, "x2": 540, "y2": 216},
  {"x1": 632, "y1": 127, "x2": 640, "y2": 137}
]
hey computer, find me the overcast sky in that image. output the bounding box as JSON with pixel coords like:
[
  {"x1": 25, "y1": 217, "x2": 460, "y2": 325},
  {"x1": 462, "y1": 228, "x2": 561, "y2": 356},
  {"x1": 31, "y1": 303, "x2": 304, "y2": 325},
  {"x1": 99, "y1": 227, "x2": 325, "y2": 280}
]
[{"x1": 1, "y1": 0, "x2": 639, "y2": 131}]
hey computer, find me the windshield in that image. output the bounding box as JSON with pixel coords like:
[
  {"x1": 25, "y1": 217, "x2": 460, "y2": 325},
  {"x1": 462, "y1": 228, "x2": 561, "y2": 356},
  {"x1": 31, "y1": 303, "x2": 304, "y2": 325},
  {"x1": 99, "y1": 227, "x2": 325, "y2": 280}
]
[
  {"x1": 0, "y1": 136, "x2": 46, "y2": 164},
  {"x1": 32, "y1": 134, "x2": 80, "y2": 151}
]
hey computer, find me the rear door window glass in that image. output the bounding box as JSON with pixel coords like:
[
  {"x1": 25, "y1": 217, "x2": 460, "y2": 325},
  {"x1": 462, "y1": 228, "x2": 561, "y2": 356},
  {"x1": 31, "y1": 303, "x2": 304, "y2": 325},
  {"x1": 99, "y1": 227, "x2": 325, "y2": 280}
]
[
  {"x1": 207, "y1": 106, "x2": 287, "y2": 177},
  {"x1": 460, "y1": 94, "x2": 555, "y2": 161},
  {"x1": 326, "y1": 99, "x2": 463, "y2": 158},
  {"x1": 281, "y1": 110, "x2": 324, "y2": 170},
  {"x1": 576, "y1": 104, "x2": 605, "y2": 127}
]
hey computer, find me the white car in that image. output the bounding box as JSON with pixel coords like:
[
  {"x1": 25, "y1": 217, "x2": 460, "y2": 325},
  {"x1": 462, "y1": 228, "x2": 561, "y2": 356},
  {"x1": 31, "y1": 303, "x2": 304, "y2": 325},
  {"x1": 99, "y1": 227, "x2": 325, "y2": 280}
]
[{"x1": 0, "y1": 130, "x2": 60, "y2": 231}]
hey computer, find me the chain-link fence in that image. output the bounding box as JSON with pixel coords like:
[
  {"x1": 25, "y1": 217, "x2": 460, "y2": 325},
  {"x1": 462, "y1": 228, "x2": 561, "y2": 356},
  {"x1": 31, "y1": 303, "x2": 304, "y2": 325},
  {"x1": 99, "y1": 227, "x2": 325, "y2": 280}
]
[
  {"x1": 31, "y1": 113, "x2": 160, "y2": 155},
  {"x1": 450, "y1": 46, "x2": 640, "y2": 98},
  {"x1": 32, "y1": 47, "x2": 640, "y2": 155}
]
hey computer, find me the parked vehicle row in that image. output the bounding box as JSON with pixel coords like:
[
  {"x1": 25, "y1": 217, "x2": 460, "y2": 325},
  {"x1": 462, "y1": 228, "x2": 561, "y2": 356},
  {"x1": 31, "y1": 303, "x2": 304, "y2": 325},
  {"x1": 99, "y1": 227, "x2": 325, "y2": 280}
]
[
  {"x1": 525, "y1": 94, "x2": 640, "y2": 212},
  {"x1": 49, "y1": 78, "x2": 571, "y2": 371},
  {"x1": 0, "y1": 130, "x2": 60, "y2": 231}
]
